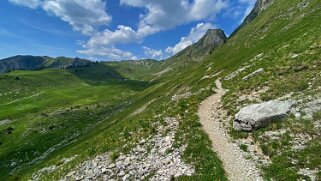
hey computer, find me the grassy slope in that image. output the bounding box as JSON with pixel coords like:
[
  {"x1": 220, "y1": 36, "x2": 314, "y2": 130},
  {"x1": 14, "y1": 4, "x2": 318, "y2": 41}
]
[
  {"x1": 201, "y1": 0, "x2": 321, "y2": 180},
  {"x1": 1, "y1": 0, "x2": 320, "y2": 180},
  {"x1": 0, "y1": 65, "x2": 151, "y2": 179},
  {"x1": 0, "y1": 58, "x2": 227, "y2": 180}
]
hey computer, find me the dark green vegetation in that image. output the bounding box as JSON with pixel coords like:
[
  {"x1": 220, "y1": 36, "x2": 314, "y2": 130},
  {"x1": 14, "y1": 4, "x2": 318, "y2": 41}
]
[
  {"x1": 0, "y1": 55, "x2": 91, "y2": 74},
  {"x1": 0, "y1": 0, "x2": 320, "y2": 180}
]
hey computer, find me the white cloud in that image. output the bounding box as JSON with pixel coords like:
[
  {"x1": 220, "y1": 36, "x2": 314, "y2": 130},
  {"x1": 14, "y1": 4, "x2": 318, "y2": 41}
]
[
  {"x1": 78, "y1": 25, "x2": 141, "y2": 61},
  {"x1": 85, "y1": 0, "x2": 228, "y2": 48},
  {"x1": 81, "y1": 0, "x2": 227, "y2": 60},
  {"x1": 9, "y1": 0, "x2": 111, "y2": 35},
  {"x1": 9, "y1": 0, "x2": 229, "y2": 61},
  {"x1": 166, "y1": 22, "x2": 215, "y2": 55},
  {"x1": 120, "y1": 0, "x2": 228, "y2": 34},
  {"x1": 86, "y1": 25, "x2": 138, "y2": 48},
  {"x1": 142, "y1": 46, "x2": 164, "y2": 60},
  {"x1": 9, "y1": 0, "x2": 41, "y2": 9},
  {"x1": 77, "y1": 47, "x2": 137, "y2": 61}
]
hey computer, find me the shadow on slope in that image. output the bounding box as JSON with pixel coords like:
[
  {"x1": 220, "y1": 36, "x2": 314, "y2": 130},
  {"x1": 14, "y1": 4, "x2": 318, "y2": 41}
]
[{"x1": 68, "y1": 63, "x2": 155, "y2": 92}]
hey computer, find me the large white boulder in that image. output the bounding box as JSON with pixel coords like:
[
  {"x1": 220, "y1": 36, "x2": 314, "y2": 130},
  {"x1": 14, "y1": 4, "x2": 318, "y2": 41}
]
[{"x1": 233, "y1": 101, "x2": 293, "y2": 131}]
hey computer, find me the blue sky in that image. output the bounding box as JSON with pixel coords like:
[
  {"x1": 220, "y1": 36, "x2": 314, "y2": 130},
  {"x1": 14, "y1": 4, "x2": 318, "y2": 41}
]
[{"x1": 0, "y1": 0, "x2": 256, "y2": 61}]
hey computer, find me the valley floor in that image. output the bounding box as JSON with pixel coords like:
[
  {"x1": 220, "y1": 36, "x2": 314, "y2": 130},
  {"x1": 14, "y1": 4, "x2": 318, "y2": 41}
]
[{"x1": 198, "y1": 79, "x2": 262, "y2": 181}]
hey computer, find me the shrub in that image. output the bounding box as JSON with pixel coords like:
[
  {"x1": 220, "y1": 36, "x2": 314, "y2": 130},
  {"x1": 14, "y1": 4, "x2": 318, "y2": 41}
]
[
  {"x1": 240, "y1": 144, "x2": 248, "y2": 152},
  {"x1": 111, "y1": 152, "x2": 120, "y2": 162},
  {"x1": 123, "y1": 128, "x2": 131, "y2": 138},
  {"x1": 6, "y1": 127, "x2": 14, "y2": 134},
  {"x1": 87, "y1": 147, "x2": 97, "y2": 156}
]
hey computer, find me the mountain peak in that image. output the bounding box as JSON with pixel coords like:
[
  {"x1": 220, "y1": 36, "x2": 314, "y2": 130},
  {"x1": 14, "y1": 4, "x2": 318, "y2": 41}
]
[
  {"x1": 168, "y1": 28, "x2": 227, "y2": 63},
  {"x1": 195, "y1": 28, "x2": 227, "y2": 51},
  {"x1": 204, "y1": 29, "x2": 225, "y2": 36}
]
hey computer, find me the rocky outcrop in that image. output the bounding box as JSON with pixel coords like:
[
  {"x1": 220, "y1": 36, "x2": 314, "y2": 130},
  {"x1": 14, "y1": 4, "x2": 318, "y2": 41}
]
[
  {"x1": 234, "y1": 101, "x2": 293, "y2": 131},
  {"x1": 195, "y1": 29, "x2": 227, "y2": 51}
]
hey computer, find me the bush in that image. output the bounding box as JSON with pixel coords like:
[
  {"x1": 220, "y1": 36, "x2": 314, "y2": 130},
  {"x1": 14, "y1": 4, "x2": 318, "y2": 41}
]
[
  {"x1": 111, "y1": 152, "x2": 120, "y2": 162},
  {"x1": 123, "y1": 128, "x2": 131, "y2": 138},
  {"x1": 240, "y1": 144, "x2": 248, "y2": 152},
  {"x1": 87, "y1": 147, "x2": 97, "y2": 156},
  {"x1": 6, "y1": 127, "x2": 14, "y2": 134}
]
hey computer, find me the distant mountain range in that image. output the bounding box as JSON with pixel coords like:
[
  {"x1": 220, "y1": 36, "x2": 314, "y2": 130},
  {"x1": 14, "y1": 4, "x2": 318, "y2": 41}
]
[
  {"x1": 0, "y1": 28, "x2": 227, "y2": 75},
  {"x1": 0, "y1": 55, "x2": 91, "y2": 74}
]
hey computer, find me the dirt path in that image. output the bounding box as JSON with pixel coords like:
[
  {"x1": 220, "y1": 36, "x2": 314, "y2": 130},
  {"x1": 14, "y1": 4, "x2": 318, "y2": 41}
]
[{"x1": 198, "y1": 79, "x2": 262, "y2": 181}]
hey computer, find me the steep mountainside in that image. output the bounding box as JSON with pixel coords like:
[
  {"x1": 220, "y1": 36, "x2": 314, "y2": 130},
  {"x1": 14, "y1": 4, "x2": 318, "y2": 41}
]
[
  {"x1": 0, "y1": 55, "x2": 91, "y2": 73},
  {"x1": 170, "y1": 29, "x2": 227, "y2": 62},
  {"x1": 231, "y1": 0, "x2": 273, "y2": 36},
  {"x1": 242, "y1": 0, "x2": 273, "y2": 26},
  {"x1": 0, "y1": 0, "x2": 320, "y2": 180}
]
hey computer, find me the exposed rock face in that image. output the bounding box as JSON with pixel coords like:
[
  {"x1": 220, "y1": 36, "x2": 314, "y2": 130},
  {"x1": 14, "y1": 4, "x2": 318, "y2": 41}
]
[
  {"x1": 195, "y1": 29, "x2": 227, "y2": 51},
  {"x1": 234, "y1": 101, "x2": 292, "y2": 131}
]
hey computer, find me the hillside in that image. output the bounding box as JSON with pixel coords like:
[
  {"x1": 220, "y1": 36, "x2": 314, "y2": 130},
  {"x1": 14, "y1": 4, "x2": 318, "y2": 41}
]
[
  {"x1": 0, "y1": 56, "x2": 91, "y2": 74},
  {"x1": 0, "y1": 0, "x2": 320, "y2": 180}
]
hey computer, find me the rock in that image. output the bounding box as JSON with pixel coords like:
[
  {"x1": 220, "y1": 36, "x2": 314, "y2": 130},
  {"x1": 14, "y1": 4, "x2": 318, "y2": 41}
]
[
  {"x1": 224, "y1": 65, "x2": 252, "y2": 81},
  {"x1": 139, "y1": 139, "x2": 146, "y2": 145},
  {"x1": 291, "y1": 53, "x2": 299, "y2": 59},
  {"x1": 234, "y1": 101, "x2": 292, "y2": 131},
  {"x1": 75, "y1": 175, "x2": 84, "y2": 181},
  {"x1": 118, "y1": 170, "x2": 125, "y2": 177},
  {"x1": 242, "y1": 68, "x2": 264, "y2": 80},
  {"x1": 122, "y1": 174, "x2": 130, "y2": 181},
  {"x1": 171, "y1": 92, "x2": 193, "y2": 101},
  {"x1": 66, "y1": 171, "x2": 75, "y2": 177},
  {"x1": 0, "y1": 119, "x2": 12, "y2": 126},
  {"x1": 101, "y1": 168, "x2": 107, "y2": 174}
]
